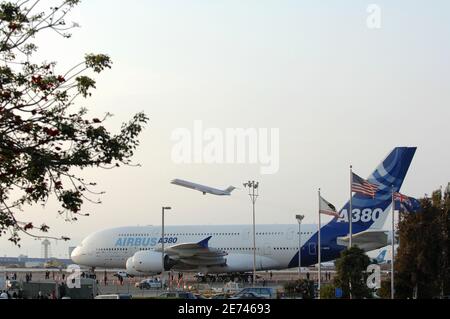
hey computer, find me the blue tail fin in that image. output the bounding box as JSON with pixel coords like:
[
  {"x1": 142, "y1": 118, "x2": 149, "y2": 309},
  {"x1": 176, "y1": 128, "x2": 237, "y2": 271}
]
[
  {"x1": 329, "y1": 147, "x2": 417, "y2": 233},
  {"x1": 376, "y1": 250, "x2": 387, "y2": 263},
  {"x1": 289, "y1": 147, "x2": 416, "y2": 268}
]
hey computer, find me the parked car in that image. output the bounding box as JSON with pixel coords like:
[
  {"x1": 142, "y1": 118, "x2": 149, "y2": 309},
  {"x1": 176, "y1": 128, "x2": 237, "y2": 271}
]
[
  {"x1": 210, "y1": 293, "x2": 232, "y2": 299},
  {"x1": 158, "y1": 291, "x2": 197, "y2": 299},
  {"x1": 229, "y1": 292, "x2": 267, "y2": 299},
  {"x1": 113, "y1": 271, "x2": 133, "y2": 278},
  {"x1": 135, "y1": 278, "x2": 162, "y2": 289},
  {"x1": 232, "y1": 287, "x2": 276, "y2": 299}
]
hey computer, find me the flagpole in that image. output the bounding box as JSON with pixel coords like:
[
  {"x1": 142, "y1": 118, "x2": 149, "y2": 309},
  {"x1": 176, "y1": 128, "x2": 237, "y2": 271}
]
[
  {"x1": 391, "y1": 186, "x2": 395, "y2": 299},
  {"x1": 318, "y1": 188, "x2": 321, "y2": 299},
  {"x1": 349, "y1": 165, "x2": 353, "y2": 248}
]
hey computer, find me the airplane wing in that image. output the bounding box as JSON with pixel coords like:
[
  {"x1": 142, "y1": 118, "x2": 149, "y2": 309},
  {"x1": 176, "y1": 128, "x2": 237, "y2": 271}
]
[
  {"x1": 158, "y1": 236, "x2": 228, "y2": 266},
  {"x1": 336, "y1": 230, "x2": 390, "y2": 251}
]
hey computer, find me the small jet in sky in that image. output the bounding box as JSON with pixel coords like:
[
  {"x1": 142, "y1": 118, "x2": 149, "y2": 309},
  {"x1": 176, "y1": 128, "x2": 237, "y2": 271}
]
[{"x1": 171, "y1": 179, "x2": 236, "y2": 196}]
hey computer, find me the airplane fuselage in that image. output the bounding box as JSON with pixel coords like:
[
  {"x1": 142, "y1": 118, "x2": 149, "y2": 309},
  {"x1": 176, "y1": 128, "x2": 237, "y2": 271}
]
[{"x1": 71, "y1": 224, "x2": 337, "y2": 272}]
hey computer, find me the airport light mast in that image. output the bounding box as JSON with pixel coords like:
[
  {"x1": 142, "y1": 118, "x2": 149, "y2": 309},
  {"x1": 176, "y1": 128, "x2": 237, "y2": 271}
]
[
  {"x1": 161, "y1": 206, "x2": 172, "y2": 288},
  {"x1": 243, "y1": 180, "x2": 259, "y2": 287},
  {"x1": 295, "y1": 214, "x2": 305, "y2": 278}
]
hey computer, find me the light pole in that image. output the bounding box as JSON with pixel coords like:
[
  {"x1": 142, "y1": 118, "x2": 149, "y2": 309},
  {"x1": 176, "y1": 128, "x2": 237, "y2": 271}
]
[
  {"x1": 296, "y1": 215, "x2": 305, "y2": 279},
  {"x1": 391, "y1": 186, "x2": 395, "y2": 300},
  {"x1": 243, "y1": 181, "x2": 259, "y2": 287},
  {"x1": 161, "y1": 206, "x2": 171, "y2": 288}
]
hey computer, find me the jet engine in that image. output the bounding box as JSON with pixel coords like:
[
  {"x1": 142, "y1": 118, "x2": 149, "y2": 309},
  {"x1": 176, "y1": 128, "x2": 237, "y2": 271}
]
[
  {"x1": 125, "y1": 257, "x2": 144, "y2": 276},
  {"x1": 127, "y1": 251, "x2": 177, "y2": 275}
]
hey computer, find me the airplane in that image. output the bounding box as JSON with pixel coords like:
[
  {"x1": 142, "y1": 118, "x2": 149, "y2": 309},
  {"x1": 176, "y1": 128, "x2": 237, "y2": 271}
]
[
  {"x1": 315, "y1": 247, "x2": 390, "y2": 268},
  {"x1": 374, "y1": 249, "x2": 388, "y2": 264},
  {"x1": 370, "y1": 245, "x2": 397, "y2": 264},
  {"x1": 171, "y1": 179, "x2": 236, "y2": 196},
  {"x1": 71, "y1": 147, "x2": 416, "y2": 276}
]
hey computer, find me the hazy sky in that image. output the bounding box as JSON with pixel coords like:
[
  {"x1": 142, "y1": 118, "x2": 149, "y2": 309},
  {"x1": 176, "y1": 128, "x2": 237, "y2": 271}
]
[{"x1": 2, "y1": 0, "x2": 450, "y2": 257}]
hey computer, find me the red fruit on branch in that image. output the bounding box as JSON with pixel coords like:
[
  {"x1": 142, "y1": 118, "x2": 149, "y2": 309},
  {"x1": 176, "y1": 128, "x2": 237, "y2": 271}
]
[{"x1": 43, "y1": 127, "x2": 60, "y2": 137}]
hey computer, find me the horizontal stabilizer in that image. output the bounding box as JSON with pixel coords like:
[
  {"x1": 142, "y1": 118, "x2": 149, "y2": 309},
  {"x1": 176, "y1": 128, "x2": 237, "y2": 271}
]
[{"x1": 337, "y1": 230, "x2": 390, "y2": 251}]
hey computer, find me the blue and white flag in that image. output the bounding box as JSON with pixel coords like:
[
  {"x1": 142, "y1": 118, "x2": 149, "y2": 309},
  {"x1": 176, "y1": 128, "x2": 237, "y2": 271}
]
[{"x1": 394, "y1": 195, "x2": 421, "y2": 213}]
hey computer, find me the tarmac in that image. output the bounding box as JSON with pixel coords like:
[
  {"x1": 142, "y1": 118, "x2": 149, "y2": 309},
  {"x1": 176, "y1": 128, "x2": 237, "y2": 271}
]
[{"x1": 1, "y1": 268, "x2": 336, "y2": 298}]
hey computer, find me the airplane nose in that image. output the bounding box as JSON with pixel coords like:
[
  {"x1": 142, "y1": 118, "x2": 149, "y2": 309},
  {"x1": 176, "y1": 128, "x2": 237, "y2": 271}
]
[{"x1": 71, "y1": 246, "x2": 82, "y2": 264}]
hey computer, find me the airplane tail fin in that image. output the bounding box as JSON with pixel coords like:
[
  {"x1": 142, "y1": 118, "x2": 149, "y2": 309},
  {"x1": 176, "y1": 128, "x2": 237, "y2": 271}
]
[
  {"x1": 326, "y1": 147, "x2": 417, "y2": 234},
  {"x1": 376, "y1": 250, "x2": 387, "y2": 263},
  {"x1": 289, "y1": 147, "x2": 416, "y2": 268},
  {"x1": 225, "y1": 186, "x2": 236, "y2": 194}
]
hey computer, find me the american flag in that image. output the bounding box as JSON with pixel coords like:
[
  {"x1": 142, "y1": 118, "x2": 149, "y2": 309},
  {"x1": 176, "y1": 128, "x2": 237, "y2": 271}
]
[
  {"x1": 394, "y1": 192, "x2": 411, "y2": 204},
  {"x1": 351, "y1": 172, "x2": 379, "y2": 198}
]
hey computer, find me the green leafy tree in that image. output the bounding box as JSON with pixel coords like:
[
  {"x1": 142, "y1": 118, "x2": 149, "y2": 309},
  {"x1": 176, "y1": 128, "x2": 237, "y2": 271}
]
[
  {"x1": 443, "y1": 184, "x2": 450, "y2": 295},
  {"x1": 376, "y1": 280, "x2": 391, "y2": 299},
  {"x1": 334, "y1": 246, "x2": 372, "y2": 299},
  {"x1": 283, "y1": 279, "x2": 315, "y2": 299},
  {"x1": 396, "y1": 189, "x2": 450, "y2": 298},
  {"x1": 0, "y1": 1, "x2": 148, "y2": 244},
  {"x1": 320, "y1": 284, "x2": 336, "y2": 299}
]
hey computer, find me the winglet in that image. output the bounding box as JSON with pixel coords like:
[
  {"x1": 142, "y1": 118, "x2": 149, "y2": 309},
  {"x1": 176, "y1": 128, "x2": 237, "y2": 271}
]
[{"x1": 197, "y1": 236, "x2": 212, "y2": 248}]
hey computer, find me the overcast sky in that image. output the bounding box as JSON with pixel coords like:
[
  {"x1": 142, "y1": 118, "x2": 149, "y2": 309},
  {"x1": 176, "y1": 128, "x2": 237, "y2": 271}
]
[{"x1": 2, "y1": 0, "x2": 450, "y2": 258}]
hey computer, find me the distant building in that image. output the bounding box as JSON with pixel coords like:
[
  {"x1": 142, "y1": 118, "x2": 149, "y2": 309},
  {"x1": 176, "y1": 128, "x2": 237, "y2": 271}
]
[
  {"x1": 41, "y1": 239, "x2": 52, "y2": 259},
  {"x1": 0, "y1": 257, "x2": 72, "y2": 267}
]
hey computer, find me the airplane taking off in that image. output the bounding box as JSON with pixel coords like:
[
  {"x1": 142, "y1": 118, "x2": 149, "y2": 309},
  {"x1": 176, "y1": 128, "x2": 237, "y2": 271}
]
[
  {"x1": 171, "y1": 179, "x2": 236, "y2": 196},
  {"x1": 72, "y1": 147, "x2": 417, "y2": 276}
]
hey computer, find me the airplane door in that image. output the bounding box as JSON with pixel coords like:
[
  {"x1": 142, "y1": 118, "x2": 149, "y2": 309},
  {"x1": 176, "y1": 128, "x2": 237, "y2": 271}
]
[
  {"x1": 241, "y1": 228, "x2": 250, "y2": 241},
  {"x1": 309, "y1": 243, "x2": 317, "y2": 255},
  {"x1": 263, "y1": 244, "x2": 272, "y2": 256},
  {"x1": 286, "y1": 228, "x2": 295, "y2": 241}
]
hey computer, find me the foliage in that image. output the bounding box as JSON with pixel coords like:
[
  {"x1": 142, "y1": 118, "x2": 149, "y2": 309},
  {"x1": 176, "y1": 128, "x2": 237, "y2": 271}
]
[
  {"x1": 395, "y1": 188, "x2": 450, "y2": 298},
  {"x1": 377, "y1": 280, "x2": 391, "y2": 299},
  {"x1": 0, "y1": 1, "x2": 148, "y2": 244},
  {"x1": 283, "y1": 279, "x2": 315, "y2": 299},
  {"x1": 320, "y1": 284, "x2": 336, "y2": 299},
  {"x1": 334, "y1": 246, "x2": 373, "y2": 299}
]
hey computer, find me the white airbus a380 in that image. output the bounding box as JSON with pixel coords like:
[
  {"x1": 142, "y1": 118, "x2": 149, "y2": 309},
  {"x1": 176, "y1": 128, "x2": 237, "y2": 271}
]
[{"x1": 71, "y1": 147, "x2": 417, "y2": 276}]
